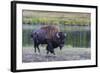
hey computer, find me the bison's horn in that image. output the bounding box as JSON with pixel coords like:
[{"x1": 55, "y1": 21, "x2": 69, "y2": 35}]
[{"x1": 56, "y1": 33, "x2": 60, "y2": 38}]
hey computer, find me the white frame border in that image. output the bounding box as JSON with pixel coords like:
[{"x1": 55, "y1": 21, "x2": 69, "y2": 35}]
[{"x1": 16, "y1": 3, "x2": 96, "y2": 70}]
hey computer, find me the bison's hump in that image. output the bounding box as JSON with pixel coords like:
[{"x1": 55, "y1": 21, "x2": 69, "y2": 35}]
[{"x1": 40, "y1": 25, "x2": 60, "y2": 39}]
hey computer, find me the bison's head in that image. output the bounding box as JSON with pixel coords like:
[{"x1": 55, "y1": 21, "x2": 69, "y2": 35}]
[{"x1": 56, "y1": 32, "x2": 66, "y2": 50}]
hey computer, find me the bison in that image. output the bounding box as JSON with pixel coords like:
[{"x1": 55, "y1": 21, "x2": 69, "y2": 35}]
[{"x1": 31, "y1": 25, "x2": 66, "y2": 55}]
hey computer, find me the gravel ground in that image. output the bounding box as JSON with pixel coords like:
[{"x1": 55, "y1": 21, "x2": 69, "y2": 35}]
[{"x1": 22, "y1": 46, "x2": 91, "y2": 63}]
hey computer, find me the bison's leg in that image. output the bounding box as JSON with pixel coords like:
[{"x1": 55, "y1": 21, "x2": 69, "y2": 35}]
[
  {"x1": 47, "y1": 50, "x2": 49, "y2": 54},
  {"x1": 37, "y1": 46, "x2": 40, "y2": 53},
  {"x1": 46, "y1": 42, "x2": 55, "y2": 55},
  {"x1": 46, "y1": 45, "x2": 49, "y2": 54},
  {"x1": 34, "y1": 45, "x2": 37, "y2": 53},
  {"x1": 33, "y1": 40, "x2": 37, "y2": 53},
  {"x1": 50, "y1": 49, "x2": 55, "y2": 55},
  {"x1": 51, "y1": 50, "x2": 55, "y2": 55},
  {"x1": 34, "y1": 42, "x2": 38, "y2": 53},
  {"x1": 34, "y1": 44, "x2": 40, "y2": 53}
]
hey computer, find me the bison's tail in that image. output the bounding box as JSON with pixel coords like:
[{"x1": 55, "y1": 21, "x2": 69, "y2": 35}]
[
  {"x1": 30, "y1": 31, "x2": 37, "y2": 38},
  {"x1": 30, "y1": 34, "x2": 33, "y2": 38}
]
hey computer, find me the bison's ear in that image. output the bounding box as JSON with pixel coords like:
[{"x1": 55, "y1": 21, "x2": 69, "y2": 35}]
[{"x1": 56, "y1": 32, "x2": 60, "y2": 38}]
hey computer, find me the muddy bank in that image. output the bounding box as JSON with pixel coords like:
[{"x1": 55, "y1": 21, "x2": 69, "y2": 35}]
[{"x1": 22, "y1": 47, "x2": 91, "y2": 63}]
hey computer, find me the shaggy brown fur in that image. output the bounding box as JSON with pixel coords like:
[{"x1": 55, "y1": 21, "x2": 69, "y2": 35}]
[{"x1": 40, "y1": 25, "x2": 60, "y2": 40}]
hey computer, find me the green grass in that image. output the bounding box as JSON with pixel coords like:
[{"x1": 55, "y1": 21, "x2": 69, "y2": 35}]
[{"x1": 22, "y1": 10, "x2": 90, "y2": 26}]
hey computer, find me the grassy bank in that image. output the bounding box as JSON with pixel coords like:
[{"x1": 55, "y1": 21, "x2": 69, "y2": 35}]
[{"x1": 22, "y1": 10, "x2": 90, "y2": 26}]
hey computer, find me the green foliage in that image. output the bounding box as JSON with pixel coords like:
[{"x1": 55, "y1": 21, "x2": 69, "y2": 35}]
[
  {"x1": 23, "y1": 17, "x2": 90, "y2": 25},
  {"x1": 23, "y1": 12, "x2": 90, "y2": 25}
]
